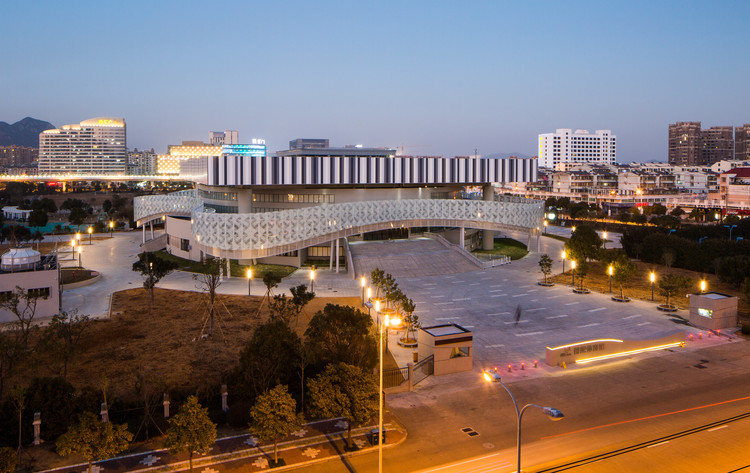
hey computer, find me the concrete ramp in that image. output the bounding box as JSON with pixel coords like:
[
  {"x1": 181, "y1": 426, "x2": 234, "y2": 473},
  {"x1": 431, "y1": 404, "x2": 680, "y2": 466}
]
[{"x1": 349, "y1": 238, "x2": 482, "y2": 278}]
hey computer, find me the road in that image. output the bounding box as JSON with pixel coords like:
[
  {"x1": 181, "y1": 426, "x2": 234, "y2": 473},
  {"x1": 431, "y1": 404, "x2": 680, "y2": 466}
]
[{"x1": 299, "y1": 340, "x2": 750, "y2": 472}]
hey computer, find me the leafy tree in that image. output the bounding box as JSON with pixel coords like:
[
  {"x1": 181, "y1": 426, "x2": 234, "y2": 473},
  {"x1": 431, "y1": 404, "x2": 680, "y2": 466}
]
[
  {"x1": 269, "y1": 284, "x2": 315, "y2": 327},
  {"x1": 716, "y1": 255, "x2": 750, "y2": 288},
  {"x1": 0, "y1": 446, "x2": 16, "y2": 473},
  {"x1": 370, "y1": 268, "x2": 386, "y2": 299},
  {"x1": 43, "y1": 310, "x2": 91, "y2": 378},
  {"x1": 68, "y1": 206, "x2": 88, "y2": 227},
  {"x1": 689, "y1": 208, "x2": 704, "y2": 222},
  {"x1": 0, "y1": 286, "x2": 45, "y2": 348},
  {"x1": 0, "y1": 331, "x2": 23, "y2": 400},
  {"x1": 658, "y1": 274, "x2": 693, "y2": 308},
  {"x1": 250, "y1": 385, "x2": 303, "y2": 465},
  {"x1": 611, "y1": 255, "x2": 637, "y2": 299},
  {"x1": 538, "y1": 254, "x2": 553, "y2": 285},
  {"x1": 574, "y1": 260, "x2": 589, "y2": 291},
  {"x1": 670, "y1": 207, "x2": 685, "y2": 217},
  {"x1": 564, "y1": 225, "x2": 602, "y2": 263},
  {"x1": 399, "y1": 296, "x2": 420, "y2": 343},
  {"x1": 307, "y1": 363, "x2": 378, "y2": 447},
  {"x1": 25, "y1": 377, "x2": 76, "y2": 440},
  {"x1": 0, "y1": 225, "x2": 32, "y2": 246},
  {"x1": 132, "y1": 252, "x2": 179, "y2": 318},
  {"x1": 661, "y1": 249, "x2": 676, "y2": 270},
  {"x1": 650, "y1": 215, "x2": 681, "y2": 229},
  {"x1": 193, "y1": 257, "x2": 222, "y2": 337},
  {"x1": 645, "y1": 203, "x2": 667, "y2": 216},
  {"x1": 304, "y1": 304, "x2": 377, "y2": 372},
  {"x1": 102, "y1": 199, "x2": 113, "y2": 214},
  {"x1": 28, "y1": 209, "x2": 48, "y2": 228},
  {"x1": 164, "y1": 396, "x2": 217, "y2": 473},
  {"x1": 31, "y1": 197, "x2": 57, "y2": 213},
  {"x1": 238, "y1": 320, "x2": 301, "y2": 398},
  {"x1": 57, "y1": 412, "x2": 133, "y2": 473},
  {"x1": 632, "y1": 213, "x2": 648, "y2": 224}
]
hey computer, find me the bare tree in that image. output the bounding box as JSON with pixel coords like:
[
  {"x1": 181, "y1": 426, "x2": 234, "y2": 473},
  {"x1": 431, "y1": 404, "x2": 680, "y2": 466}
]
[
  {"x1": 0, "y1": 286, "x2": 45, "y2": 348},
  {"x1": 43, "y1": 310, "x2": 92, "y2": 378},
  {"x1": 193, "y1": 257, "x2": 222, "y2": 338}
]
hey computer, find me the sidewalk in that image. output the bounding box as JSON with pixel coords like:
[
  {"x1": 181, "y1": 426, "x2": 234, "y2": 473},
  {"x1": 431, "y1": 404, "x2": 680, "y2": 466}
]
[{"x1": 40, "y1": 414, "x2": 406, "y2": 473}]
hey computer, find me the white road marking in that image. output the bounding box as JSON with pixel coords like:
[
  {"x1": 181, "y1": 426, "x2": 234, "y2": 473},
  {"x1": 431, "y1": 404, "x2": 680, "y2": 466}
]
[
  {"x1": 504, "y1": 320, "x2": 529, "y2": 324},
  {"x1": 484, "y1": 344, "x2": 505, "y2": 348},
  {"x1": 647, "y1": 441, "x2": 670, "y2": 448},
  {"x1": 527, "y1": 289, "x2": 538, "y2": 292},
  {"x1": 637, "y1": 322, "x2": 651, "y2": 326},
  {"x1": 469, "y1": 283, "x2": 481, "y2": 286},
  {"x1": 515, "y1": 331, "x2": 544, "y2": 337},
  {"x1": 579, "y1": 323, "x2": 600, "y2": 328},
  {"x1": 488, "y1": 289, "x2": 504, "y2": 293},
  {"x1": 624, "y1": 314, "x2": 642, "y2": 319},
  {"x1": 546, "y1": 314, "x2": 569, "y2": 319},
  {"x1": 708, "y1": 425, "x2": 728, "y2": 432},
  {"x1": 512, "y1": 294, "x2": 528, "y2": 297},
  {"x1": 588, "y1": 307, "x2": 606, "y2": 313},
  {"x1": 434, "y1": 302, "x2": 453, "y2": 305},
  {"x1": 452, "y1": 298, "x2": 471, "y2": 301},
  {"x1": 548, "y1": 295, "x2": 562, "y2": 299},
  {"x1": 487, "y1": 312, "x2": 510, "y2": 316},
  {"x1": 565, "y1": 302, "x2": 580, "y2": 306},
  {"x1": 526, "y1": 308, "x2": 545, "y2": 312},
  {"x1": 490, "y1": 294, "x2": 505, "y2": 298}
]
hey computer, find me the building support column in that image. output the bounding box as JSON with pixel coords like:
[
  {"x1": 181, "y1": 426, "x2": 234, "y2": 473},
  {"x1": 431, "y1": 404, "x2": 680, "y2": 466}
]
[
  {"x1": 459, "y1": 226, "x2": 465, "y2": 249},
  {"x1": 482, "y1": 184, "x2": 495, "y2": 250},
  {"x1": 142, "y1": 225, "x2": 146, "y2": 245},
  {"x1": 329, "y1": 241, "x2": 334, "y2": 271},
  {"x1": 150, "y1": 221, "x2": 154, "y2": 239},
  {"x1": 226, "y1": 258, "x2": 231, "y2": 278},
  {"x1": 335, "y1": 238, "x2": 340, "y2": 273}
]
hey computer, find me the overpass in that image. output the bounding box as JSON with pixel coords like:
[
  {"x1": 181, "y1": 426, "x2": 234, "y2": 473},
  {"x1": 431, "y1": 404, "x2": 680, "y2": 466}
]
[{"x1": 135, "y1": 191, "x2": 545, "y2": 260}]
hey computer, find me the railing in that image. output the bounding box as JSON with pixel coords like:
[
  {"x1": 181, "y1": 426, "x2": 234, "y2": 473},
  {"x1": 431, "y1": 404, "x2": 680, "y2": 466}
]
[
  {"x1": 383, "y1": 367, "x2": 409, "y2": 389},
  {"x1": 412, "y1": 355, "x2": 434, "y2": 386}
]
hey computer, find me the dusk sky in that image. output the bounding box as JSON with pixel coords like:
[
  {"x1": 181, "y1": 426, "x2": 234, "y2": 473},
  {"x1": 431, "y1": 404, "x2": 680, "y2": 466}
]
[{"x1": 3, "y1": 1, "x2": 749, "y2": 162}]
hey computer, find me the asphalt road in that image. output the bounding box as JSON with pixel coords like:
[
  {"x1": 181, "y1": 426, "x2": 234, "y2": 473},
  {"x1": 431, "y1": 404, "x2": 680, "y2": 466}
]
[{"x1": 299, "y1": 340, "x2": 750, "y2": 472}]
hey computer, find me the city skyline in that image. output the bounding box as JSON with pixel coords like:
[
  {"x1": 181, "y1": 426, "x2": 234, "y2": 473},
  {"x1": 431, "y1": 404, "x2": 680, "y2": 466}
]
[{"x1": 2, "y1": 1, "x2": 749, "y2": 161}]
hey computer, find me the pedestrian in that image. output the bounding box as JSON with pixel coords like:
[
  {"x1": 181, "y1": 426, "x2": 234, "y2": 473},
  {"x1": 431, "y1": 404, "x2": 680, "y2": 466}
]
[{"x1": 514, "y1": 304, "x2": 522, "y2": 326}]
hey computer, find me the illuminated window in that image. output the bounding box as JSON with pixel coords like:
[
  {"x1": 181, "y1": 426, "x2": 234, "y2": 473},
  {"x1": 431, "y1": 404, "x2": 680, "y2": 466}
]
[{"x1": 698, "y1": 308, "x2": 713, "y2": 318}]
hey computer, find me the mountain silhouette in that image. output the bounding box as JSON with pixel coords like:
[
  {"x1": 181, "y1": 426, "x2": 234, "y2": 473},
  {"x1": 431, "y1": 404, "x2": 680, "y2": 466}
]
[{"x1": 0, "y1": 117, "x2": 56, "y2": 147}]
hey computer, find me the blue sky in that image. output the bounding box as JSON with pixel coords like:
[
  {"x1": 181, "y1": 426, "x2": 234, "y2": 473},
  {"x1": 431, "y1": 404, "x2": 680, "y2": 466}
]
[{"x1": 2, "y1": 1, "x2": 749, "y2": 161}]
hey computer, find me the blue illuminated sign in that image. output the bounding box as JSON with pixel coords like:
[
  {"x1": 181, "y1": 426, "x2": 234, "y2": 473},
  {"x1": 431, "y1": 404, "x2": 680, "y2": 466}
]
[{"x1": 222, "y1": 144, "x2": 267, "y2": 158}]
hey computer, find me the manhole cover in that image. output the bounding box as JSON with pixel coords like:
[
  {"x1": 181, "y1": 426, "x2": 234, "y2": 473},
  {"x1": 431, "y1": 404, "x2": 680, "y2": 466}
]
[
  {"x1": 694, "y1": 364, "x2": 707, "y2": 369},
  {"x1": 461, "y1": 427, "x2": 473, "y2": 433},
  {"x1": 468, "y1": 431, "x2": 480, "y2": 437},
  {"x1": 483, "y1": 443, "x2": 495, "y2": 449}
]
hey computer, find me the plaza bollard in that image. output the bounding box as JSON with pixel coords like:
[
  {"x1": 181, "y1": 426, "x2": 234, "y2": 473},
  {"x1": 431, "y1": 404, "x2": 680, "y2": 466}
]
[
  {"x1": 33, "y1": 412, "x2": 41, "y2": 446},
  {"x1": 689, "y1": 334, "x2": 694, "y2": 341},
  {"x1": 698, "y1": 333, "x2": 703, "y2": 340},
  {"x1": 101, "y1": 403, "x2": 109, "y2": 423},
  {"x1": 221, "y1": 384, "x2": 229, "y2": 413},
  {"x1": 521, "y1": 362, "x2": 525, "y2": 370},
  {"x1": 533, "y1": 360, "x2": 538, "y2": 368},
  {"x1": 507, "y1": 364, "x2": 512, "y2": 373},
  {"x1": 163, "y1": 393, "x2": 170, "y2": 418}
]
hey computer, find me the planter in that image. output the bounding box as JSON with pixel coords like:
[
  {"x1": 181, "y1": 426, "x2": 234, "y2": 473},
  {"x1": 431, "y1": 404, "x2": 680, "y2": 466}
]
[
  {"x1": 398, "y1": 338, "x2": 418, "y2": 348},
  {"x1": 573, "y1": 288, "x2": 591, "y2": 294},
  {"x1": 537, "y1": 281, "x2": 555, "y2": 287},
  {"x1": 611, "y1": 296, "x2": 631, "y2": 303},
  {"x1": 657, "y1": 304, "x2": 679, "y2": 312}
]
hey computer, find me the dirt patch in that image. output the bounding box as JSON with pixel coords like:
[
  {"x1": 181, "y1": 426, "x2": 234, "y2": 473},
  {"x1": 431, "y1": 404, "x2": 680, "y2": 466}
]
[{"x1": 8, "y1": 288, "x2": 360, "y2": 401}]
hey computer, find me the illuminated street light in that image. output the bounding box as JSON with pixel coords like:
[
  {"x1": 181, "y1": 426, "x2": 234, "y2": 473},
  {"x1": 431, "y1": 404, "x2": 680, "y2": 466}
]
[
  {"x1": 572, "y1": 226, "x2": 576, "y2": 233},
  {"x1": 361, "y1": 276, "x2": 367, "y2": 305},
  {"x1": 561, "y1": 250, "x2": 566, "y2": 274},
  {"x1": 571, "y1": 260, "x2": 576, "y2": 285},
  {"x1": 310, "y1": 267, "x2": 316, "y2": 292},
  {"x1": 608, "y1": 265, "x2": 613, "y2": 293},
  {"x1": 543, "y1": 220, "x2": 548, "y2": 234},
  {"x1": 247, "y1": 269, "x2": 253, "y2": 296},
  {"x1": 650, "y1": 271, "x2": 656, "y2": 301},
  {"x1": 483, "y1": 369, "x2": 564, "y2": 473},
  {"x1": 602, "y1": 231, "x2": 608, "y2": 249},
  {"x1": 109, "y1": 220, "x2": 114, "y2": 237},
  {"x1": 700, "y1": 279, "x2": 707, "y2": 294},
  {"x1": 87, "y1": 226, "x2": 93, "y2": 244}
]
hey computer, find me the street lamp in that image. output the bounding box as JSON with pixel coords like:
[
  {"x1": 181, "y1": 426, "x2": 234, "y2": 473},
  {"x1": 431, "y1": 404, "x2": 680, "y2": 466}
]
[
  {"x1": 650, "y1": 271, "x2": 656, "y2": 301},
  {"x1": 109, "y1": 220, "x2": 114, "y2": 237},
  {"x1": 714, "y1": 212, "x2": 721, "y2": 221},
  {"x1": 77, "y1": 246, "x2": 82, "y2": 268},
  {"x1": 361, "y1": 276, "x2": 367, "y2": 305},
  {"x1": 561, "y1": 250, "x2": 566, "y2": 274},
  {"x1": 724, "y1": 225, "x2": 738, "y2": 241},
  {"x1": 700, "y1": 279, "x2": 707, "y2": 294},
  {"x1": 310, "y1": 267, "x2": 316, "y2": 292},
  {"x1": 247, "y1": 269, "x2": 253, "y2": 296},
  {"x1": 571, "y1": 225, "x2": 576, "y2": 233},
  {"x1": 570, "y1": 260, "x2": 576, "y2": 285},
  {"x1": 377, "y1": 304, "x2": 400, "y2": 473},
  {"x1": 602, "y1": 231, "x2": 607, "y2": 249},
  {"x1": 483, "y1": 369, "x2": 564, "y2": 473},
  {"x1": 608, "y1": 265, "x2": 613, "y2": 293},
  {"x1": 543, "y1": 220, "x2": 548, "y2": 234},
  {"x1": 75, "y1": 232, "x2": 81, "y2": 245},
  {"x1": 87, "y1": 226, "x2": 93, "y2": 244}
]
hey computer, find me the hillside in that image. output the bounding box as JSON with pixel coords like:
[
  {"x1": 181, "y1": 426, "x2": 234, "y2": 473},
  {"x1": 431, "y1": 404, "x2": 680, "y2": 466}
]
[{"x1": 0, "y1": 117, "x2": 56, "y2": 147}]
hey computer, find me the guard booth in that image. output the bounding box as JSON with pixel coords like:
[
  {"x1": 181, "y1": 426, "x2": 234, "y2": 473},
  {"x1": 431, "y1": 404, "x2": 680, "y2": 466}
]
[
  {"x1": 418, "y1": 324, "x2": 473, "y2": 376},
  {"x1": 689, "y1": 292, "x2": 739, "y2": 331}
]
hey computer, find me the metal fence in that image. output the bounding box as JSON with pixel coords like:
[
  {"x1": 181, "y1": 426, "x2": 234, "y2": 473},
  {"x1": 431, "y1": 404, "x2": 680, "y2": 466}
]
[
  {"x1": 412, "y1": 355, "x2": 434, "y2": 386},
  {"x1": 383, "y1": 367, "x2": 409, "y2": 389}
]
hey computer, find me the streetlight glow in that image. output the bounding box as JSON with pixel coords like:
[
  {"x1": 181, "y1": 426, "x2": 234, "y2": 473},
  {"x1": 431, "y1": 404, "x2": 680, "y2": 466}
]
[
  {"x1": 608, "y1": 265, "x2": 613, "y2": 293},
  {"x1": 246, "y1": 268, "x2": 252, "y2": 296},
  {"x1": 700, "y1": 280, "x2": 707, "y2": 293},
  {"x1": 650, "y1": 271, "x2": 656, "y2": 301}
]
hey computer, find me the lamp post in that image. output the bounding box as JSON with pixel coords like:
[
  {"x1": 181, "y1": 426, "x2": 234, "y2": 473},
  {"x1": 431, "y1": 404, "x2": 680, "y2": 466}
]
[
  {"x1": 561, "y1": 250, "x2": 566, "y2": 274},
  {"x1": 724, "y1": 225, "x2": 737, "y2": 241},
  {"x1": 109, "y1": 221, "x2": 114, "y2": 237},
  {"x1": 543, "y1": 220, "x2": 548, "y2": 234},
  {"x1": 87, "y1": 226, "x2": 93, "y2": 244},
  {"x1": 483, "y1": 369, "x2": 564, "y2": 473},
  {"x1": 310, "y1": 267, "x2": 315, "y2": 292},
  {"x1": 70, "y1": 239, "x2": 76, "y2": 261},
  {"x1": 700, "y1": 279, "x2": 707, "y2": 294},
  {"x1": 247, "y1": 269, "x2": 253, "y2": 296},
  {"x1": 608, "y1": 265, "x2": 613, "y2": 293},
  {"x1": 650, "y1": 271, "x2": 655, "y2": 301},
  {"x1": 570, "y1": 260, "x2": 576, "y2": 286},
  {"x1": 77, "y1": 246, "x2": 82, "y2": 268},
  {"x1": 571, "y1": 225, "x2": 576, "y2": 233},
  {"x1": 376, "y1": 301, "x2": 400, "y2": 473},
  {"x1": 602, "y1": 231, "x2": 607, "y2": 249},
  {"x1": 75, "y1": 232, "x2": 81, "y2": 245},
  {"x1": 361, "y1": 276, "x2": 366, "y2": 305}
]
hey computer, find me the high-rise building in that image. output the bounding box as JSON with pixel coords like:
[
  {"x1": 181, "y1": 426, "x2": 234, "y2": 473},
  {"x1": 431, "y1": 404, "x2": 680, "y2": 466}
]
[
  {"x1": 537, "y1": 129, "x2": 616, "y2": 168},
  {"x1": 38, "y1": 117, "x2": 126, "y2": 174},
  {"x1": 668, "y1": 122, "x2": 702, "y2": 166},
  {"x1": 289, "y1": 138, "x2": 330, "y2": 150},
  {"x1": 736, "y1": 124, "x2": 750, "y2": 162},
  {"x1": 127, "y1": 148, "x2": 157, "y2": 175},
  {"x1": 0, "y1": 146, "x2": 38, "y2": 167},
  {"x1": 208, "y1": 130, "x2": 239, "y2": 146},
  {"x1": 701, "y1": 126, "x2": 734, "y2": 164}
]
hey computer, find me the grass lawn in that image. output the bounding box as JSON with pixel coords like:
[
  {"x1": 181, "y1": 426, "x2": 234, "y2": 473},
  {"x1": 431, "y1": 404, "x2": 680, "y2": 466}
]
[
  {"x1": 473, "y1": 237, "x2": 528, "y2": 260},
  {"x1": 155, "y1": 250, "x2": 297, "y2": 280}
]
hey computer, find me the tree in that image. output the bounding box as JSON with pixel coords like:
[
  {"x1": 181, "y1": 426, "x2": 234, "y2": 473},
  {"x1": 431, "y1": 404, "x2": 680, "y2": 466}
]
[
  {"x1": 25, "y1": 377, "x2": 76, "y2": 441},
  {"x1": 68, "y1": 206, "x2": 88, "y2": 227},
  {"x1": 250, "y1": 385, "x2": 303, "y2": 466},
  {"x1": 132, "y1": 252, "x2": 179, "y2": 318},
  {"x1": 611, "y1": 255, "x2": 637, "y2": 299},
  {"x1": 256, "y1": 272, "x2": 282, "y2": 317},
  {"x1": 304, "y1": 304, "x2": 377, "y2": 372},
  {"x1": 575, "y1": 261, "x2": 589, "y2": 291},
  {"x1": 0, "y1": 331, "x2": 24, "y2": 400},
  {"x1": 658, "y1": 274, "x2": 693, "y2": 308},
  {"x1": 0, "y1": 286, "x2": 45, "y2": 348},
  {"x1": 307, "y1": 363, "x2": 378, "y2": 448},
  {"x1": 716, "y1": 255, "x2": 750, "y2": 288},
  {"x1": 538, "y1": 254, "x2": 553, "y2": 285},
  {"x1": 28, "y1": 209, "x2": 48, "y2": 228},
  {"x1": 0, "y1": 225, "x2": 32, "y2": 246},
  {"x1": 370, "y1": 268, "x2": 386, "y2": 299},
  {"x1": 31, "y1": 197, "x2": 57, "y2": 214},
  {"x1": 57, "y1": 412, "x2": 133, "y2": 473},
  {"x1": 193, "y1": 257, "x2": 222, "y2": 337},
  {"x1": 164, "y1": 396, "x2": 216, "y2": 473},
  {"x1": 268, "y1": 284, "x2": 315, "y2": 327},
  {"x1": 564, "y1": 225, "x2": 602, "y2": 263},
  {"x1": 43, "y1": 310, "x2": 91, "y2": 378},
  {"x1": 399, "y1": 296, "x2": 420, "y2": 343},
  {"x1": 670, "y1": 207, "x2": 685, "y2": 217},
  {"x1": 238, "y1": 320, "x2": 301, "y2": 398},
  {"x1": 0, "y1": 447, "x2": 16, "y2": 473}
]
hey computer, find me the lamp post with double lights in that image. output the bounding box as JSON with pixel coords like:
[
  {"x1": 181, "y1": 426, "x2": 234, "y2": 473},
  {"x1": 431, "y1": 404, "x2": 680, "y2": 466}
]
[
  {"x1": 724, "y1": 225, "x2": 738, "y2": 241},
  {"x1": 650, "y1": 271, "x2": 656, "y2": 301},
  {"x1": 483, "y1": 369, "x2": 564, "y2": 473},
  {"x1": 247, "y1": 269, "x2": 253, "y2": 296},
  {"x1": 375, "y1": 299, "x2": 400, "y2": 473}
]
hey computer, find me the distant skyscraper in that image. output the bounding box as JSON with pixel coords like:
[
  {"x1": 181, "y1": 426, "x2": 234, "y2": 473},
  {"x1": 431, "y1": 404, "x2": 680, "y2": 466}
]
[
  {"x1": 127, "y1": 148, "x2": 157, "y2": 175},
  {"x1": 668, "y1": 122, "x2": 702, "y2": 166},
  {"x1": 209, "y1": 130, "x2": 239, "y2": 146},
  {"x1": 39, "y1": 117, "x2": 126, "y2": 174},
  {"x1": 0, "y1": 146, "x2": 38, "y2": 167},
  {"x1": 289, "y1": 138, "x2": 330, "y2": 150},
  {"x1": 736, "y1": 124, "x2": 750, "y2": 162},
  {"x1": 701, "y1": 126, "x2": 734, "y2": 164},
  {"x1": 537, "y1": 129, "x2": 616, "y2": 168}
]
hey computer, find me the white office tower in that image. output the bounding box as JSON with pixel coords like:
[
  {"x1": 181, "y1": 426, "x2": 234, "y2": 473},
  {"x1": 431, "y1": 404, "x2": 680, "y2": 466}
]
[
  {"x1": 538, "y1": 129, "x2": 616, "y2": 168},
  {"x1": 209, "y1": 130, "x2": 239, "y2": 146},
  {"x1": 39, "y1": 118, "x2": 127, "y2": 175}
]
